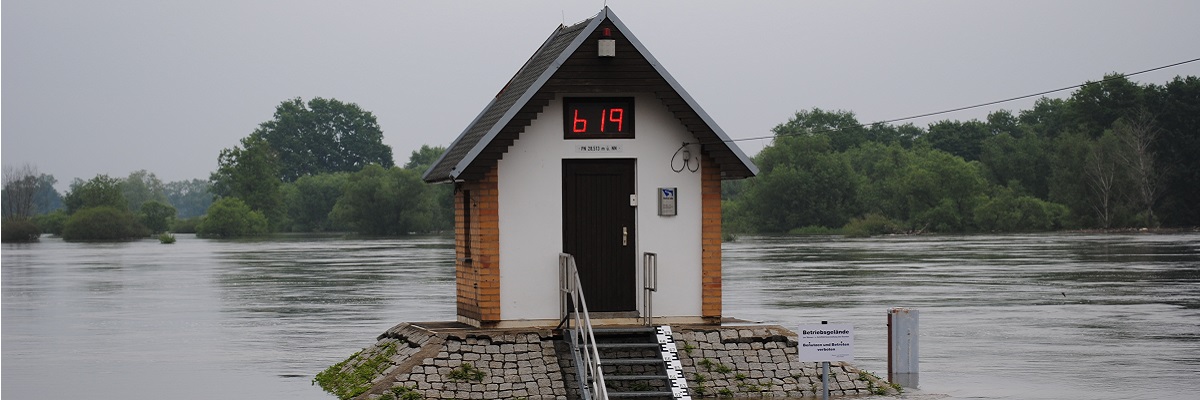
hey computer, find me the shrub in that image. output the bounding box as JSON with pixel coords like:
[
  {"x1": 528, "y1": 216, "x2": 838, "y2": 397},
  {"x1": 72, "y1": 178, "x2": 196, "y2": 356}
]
[
  {"x1": 974, "y1": 189, "x2": 1070, "y2": 232},
  {"x1": 842, "y1": 213, "x2": 904, "y2": 238},
  {"x1": 138, "y1": 200, "x2": 177, "y2": 234},
  {"x1": 196, "y1": 198, "x2": 268, "y2": 238},
  {"x1": 2, "y1": 218, "x2": 41, "y2": 242},
  {"x1": 788, "y1": 225, "x2": 837, "y2": 235},
  {"x1": 171, "y1": 216, "x2": 202, "y2": 233},
  {"x1": 34, "y1": 210, "x2": 68, "y2": 236},
  {"x1": 61, "y1": 206, "x2": 148, "y2": 241}
]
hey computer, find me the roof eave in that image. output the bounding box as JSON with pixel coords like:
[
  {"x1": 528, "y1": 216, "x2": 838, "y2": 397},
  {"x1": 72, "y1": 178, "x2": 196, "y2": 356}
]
[
  {"x1": 443, "y1": 14, "x2": 606, "y2": 183},
  {"x1": 603, "y1": 9, "x2": 759, "y2": 178}
]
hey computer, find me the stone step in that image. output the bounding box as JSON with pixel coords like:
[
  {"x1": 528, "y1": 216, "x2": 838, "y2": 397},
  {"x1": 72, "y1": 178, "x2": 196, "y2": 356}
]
[
  {"x1": 592, "y1": 326, "x2": 657, "y2": 335},
  {"x1": 607, "y1": 391, "x2": 675, "y2": 398},
  {"x1": 602, "y1": 358, "x2": 664, "y2": 366},
  {"x1": 604, "y1": 374, "x2": 670, "y2": 381},
  {"x1": 594, "y1": 342, "x2": 660, "y2": 349}
]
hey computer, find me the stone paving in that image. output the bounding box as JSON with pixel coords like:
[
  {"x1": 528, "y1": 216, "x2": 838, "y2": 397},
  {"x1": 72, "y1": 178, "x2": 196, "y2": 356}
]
[{"x1": 329, "y1": 322, "x2": 893, "y2": 399}]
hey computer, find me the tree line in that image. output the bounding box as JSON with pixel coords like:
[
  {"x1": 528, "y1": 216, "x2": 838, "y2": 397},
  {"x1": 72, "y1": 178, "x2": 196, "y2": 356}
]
[
  {"x1": 198, "y1": 97, "x2": 451, "y2": 238},
  {"x1": 2, "y1": 165, "x2": 211, "y2": 242},
  {"x1": 723, "y1": 74, "x2": 1200, "y2": 236},
  {"x1": 2, "y1": 97, "x2": 453, "y2": 241},
  {"x1": 7, "y1": 75, "x2": 1198, "y2": 242}
]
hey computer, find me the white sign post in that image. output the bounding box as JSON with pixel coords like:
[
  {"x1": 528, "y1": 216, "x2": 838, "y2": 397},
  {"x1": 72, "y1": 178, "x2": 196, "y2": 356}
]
[{"x1": 798, "y1": 322, "x2": 854, "y2": 400}]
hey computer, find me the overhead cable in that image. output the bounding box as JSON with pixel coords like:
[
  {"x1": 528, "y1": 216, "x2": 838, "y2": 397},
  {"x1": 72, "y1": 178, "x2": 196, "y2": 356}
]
[{"x1": 728, "y1": 57, "x2": 1200, "y2": 143}]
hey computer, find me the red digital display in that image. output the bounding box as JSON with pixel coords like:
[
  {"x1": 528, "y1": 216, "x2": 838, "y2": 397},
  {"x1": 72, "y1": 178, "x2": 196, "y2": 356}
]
[{"x1": 564, "y1": 97, "x2": 634, "y2": 138}]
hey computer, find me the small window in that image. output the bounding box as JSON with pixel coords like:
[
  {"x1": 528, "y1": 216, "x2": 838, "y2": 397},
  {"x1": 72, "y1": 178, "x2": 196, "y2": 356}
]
[{"x1": 563, "y1": 97, "x2": 635, "y2": 139}]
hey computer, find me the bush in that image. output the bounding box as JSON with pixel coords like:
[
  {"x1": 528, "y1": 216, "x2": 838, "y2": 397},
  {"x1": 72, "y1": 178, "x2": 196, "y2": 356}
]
[
  {"x1": 138, "y1": 200, "x2": 176, "y2": 234},
  {"x1": 61, "y1": 206, "x2": 148, "y2": 241},
  {"x1": 2, "y1": 218, "x2": 41, "y2": 242},
  {"x1": 196, "y1": 198, "x2": 268, "y2": 238},
  {"x1": 974, "y1": 188, "x2": 1070, "y2": 232},
  {"x1": 34, "y1": 210, "x2": 68, "y2": 236},
  {"x1": 842, "y1": 213, "x2": 904, "y2": 238},
  {"x1": 171, "y1": 216, "x2": 203, "y2": 233},
  {"x1": 788, "y1": 225, "x2": 838, "y2": 235}
]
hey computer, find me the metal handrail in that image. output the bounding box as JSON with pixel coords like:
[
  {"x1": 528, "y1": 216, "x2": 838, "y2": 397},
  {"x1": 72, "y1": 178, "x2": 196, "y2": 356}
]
[
  {"x1": 559, "y1": 253, "x2": 609, "y2": 400},
  {"x1": 643, "y1": 252, "x2": 657, "y2": 326}
]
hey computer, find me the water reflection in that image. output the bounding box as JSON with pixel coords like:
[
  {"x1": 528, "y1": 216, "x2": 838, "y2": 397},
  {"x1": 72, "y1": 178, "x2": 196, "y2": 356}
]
[{"x1": 211, "y1": 236, "x2": 456, "y2": 386}]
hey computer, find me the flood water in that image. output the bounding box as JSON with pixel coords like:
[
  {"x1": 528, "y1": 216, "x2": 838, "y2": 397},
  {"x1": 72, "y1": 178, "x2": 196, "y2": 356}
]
[{"x1": 3, "y1": 233, "x2": 1198, "y2": 399}]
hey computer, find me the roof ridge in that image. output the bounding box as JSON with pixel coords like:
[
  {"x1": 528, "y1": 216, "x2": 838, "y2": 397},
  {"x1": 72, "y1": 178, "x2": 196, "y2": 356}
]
[{"x1": 422, "y1": 7, "x2": 757, "y2": 183}]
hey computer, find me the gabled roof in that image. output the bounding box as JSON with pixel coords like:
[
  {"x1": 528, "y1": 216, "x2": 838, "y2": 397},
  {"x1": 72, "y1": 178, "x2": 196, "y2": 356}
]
[{"x1": 423, "y1": 7, "x2": 758, "y2": 183}]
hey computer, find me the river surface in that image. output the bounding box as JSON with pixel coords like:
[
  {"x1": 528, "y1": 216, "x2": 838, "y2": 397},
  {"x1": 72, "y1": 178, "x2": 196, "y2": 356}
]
[{"x1": 3, "y1": 233, "x2": 1198, "y2": 399}]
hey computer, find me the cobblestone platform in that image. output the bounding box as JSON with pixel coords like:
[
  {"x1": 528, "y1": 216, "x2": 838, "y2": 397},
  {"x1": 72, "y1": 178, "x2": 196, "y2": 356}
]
[{"x1": 324, "y1": 321, "x2": 894, "y2": 399}]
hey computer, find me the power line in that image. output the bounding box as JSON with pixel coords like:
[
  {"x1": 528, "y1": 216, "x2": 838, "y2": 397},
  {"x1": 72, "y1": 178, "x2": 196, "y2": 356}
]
[{"x1": 729, "y1": 57, "x2": 1200, "y2": 144}]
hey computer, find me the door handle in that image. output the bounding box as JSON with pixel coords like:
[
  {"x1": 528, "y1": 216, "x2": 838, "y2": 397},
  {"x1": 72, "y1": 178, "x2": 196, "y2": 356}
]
[{"x1": 622, "y1": 227, "x2": 628, "y2": 246}]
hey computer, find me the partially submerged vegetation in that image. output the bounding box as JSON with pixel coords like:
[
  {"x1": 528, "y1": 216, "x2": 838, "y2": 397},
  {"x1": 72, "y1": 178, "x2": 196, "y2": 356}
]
[{"x1": 724, "y1": 75, "x2": 1200, "y2": 236}]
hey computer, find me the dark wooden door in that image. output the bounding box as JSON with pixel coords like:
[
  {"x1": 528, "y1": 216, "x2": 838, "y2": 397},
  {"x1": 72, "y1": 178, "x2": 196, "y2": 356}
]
[{"x1": 563, "y1": 159, "x2": 636, "y2": 312}]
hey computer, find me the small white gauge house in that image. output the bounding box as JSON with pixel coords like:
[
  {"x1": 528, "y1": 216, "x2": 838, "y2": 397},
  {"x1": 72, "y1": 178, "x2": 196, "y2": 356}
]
[{"x1": 423, "y1": 7, "x2": 758, "y2": 328}]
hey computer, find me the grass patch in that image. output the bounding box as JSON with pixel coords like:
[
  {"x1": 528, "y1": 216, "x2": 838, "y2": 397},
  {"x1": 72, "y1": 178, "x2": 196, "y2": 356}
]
[
  {"x1": 378, "y1": 385, "x2": 423, "y2": 400},
  {"x1": 446, "y1": 363, "x2": 486, "y2": 382},
  {"x1": 313, "y1": 342, "x2": 398, "y2": 400}
]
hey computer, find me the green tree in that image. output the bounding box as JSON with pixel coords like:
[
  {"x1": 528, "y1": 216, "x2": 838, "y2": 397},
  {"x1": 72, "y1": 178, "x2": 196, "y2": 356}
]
[
  {"x1": 138, "y1": 200, "x2": 177, "y2": 234},
  {"x1": 211, "y1": 135, "x2": 284, "y2": 228},
  {"x1": 1070, "y1": 74, "x2": 1145, "y2": 136},
  {"x1": 1047, "y1": 131, "x2": 1095, "y2": 228},
  {"x1": 865, "y1": 122, "x2": 922, "y2": 148},
  {"x1": 34, "y1": 210, "x2": 69, "y2": 236},
  {"x1": 61, "y1": 206, "x2": 147, "y2": 241},
  {"x1": 331, "y1": 165, "x2": 431, "y2": 235},
  {"x1": 282, "y1": 172, "x2": 349, "y2": 232},
  {"x1": 980, "y1": 132, "x2": 1049, "y2": 198},
  {"x1": 404, "y1": 145, "x2": 447, "y2": 172},
  {"x1": 846, "y1": 142, "x2": 915, "y2": 221},
  {"x1": 121, "y1": 170, "x2": 168, "y2": 212},
  {"x1": 736, "y1": 135, "x2": 858, "y2": 232},
  {"x1": 772, "y1": 108, "x2": 869, "y2": 152},
  {"x1": 898, "y1": 149, "x2": 988, "y2": 232},
  {"x1": 196, "y1": 197, "x2": 268, "y2": 238},
  {"x1": 64, "y1": 175, "x2": 127, "y2": 214},
  {"x1": 164, "y1": 179, "x2": 213, "y2": 218},
  {"x1": 252, "y1": 97, "x2": 394, "y2": 182},
  {"x1": 33, "y1": 174, "x2": 64, "y2": 214},
  {"x1": 1019, "y1": 97, "x2": 1073, "y2": 139},
  {"x1": 986, "y1": 110, "x2": 1023, "y2": 137},
  {"x1": 920, "y1": 119, "x2": 991, "y2": 161},
  {"x1": 404, "y1": 145, "x2": 453, "y2": 232},
  {"x1": 973, "y1": 185, "x2": 1067, "y2": 232},
  {"x1": 1144, "y1": 76, "x2": 1200, "y2": 226}
]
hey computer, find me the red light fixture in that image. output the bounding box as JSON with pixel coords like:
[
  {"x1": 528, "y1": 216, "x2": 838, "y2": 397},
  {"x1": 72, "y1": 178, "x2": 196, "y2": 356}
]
[{"x1": 598, "y1": 27, "x2": 615, "y2": 58}]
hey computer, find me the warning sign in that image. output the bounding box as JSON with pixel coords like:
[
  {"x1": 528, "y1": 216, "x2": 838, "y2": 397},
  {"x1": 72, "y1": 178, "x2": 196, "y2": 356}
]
[{"x1": 797, "y1": 324, "x2": 854, "y2": 362}]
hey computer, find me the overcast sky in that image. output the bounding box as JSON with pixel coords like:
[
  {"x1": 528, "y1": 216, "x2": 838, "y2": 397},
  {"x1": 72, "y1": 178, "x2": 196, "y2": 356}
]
[{"x1": 4, "y1": 1, "x2": 1199, "y2": 189}]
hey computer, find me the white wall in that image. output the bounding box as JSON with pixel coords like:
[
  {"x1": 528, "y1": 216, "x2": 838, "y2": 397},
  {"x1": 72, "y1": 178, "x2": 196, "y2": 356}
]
[{"x1": 497, "y1": 93, "x2": 705, "y2": 321}]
